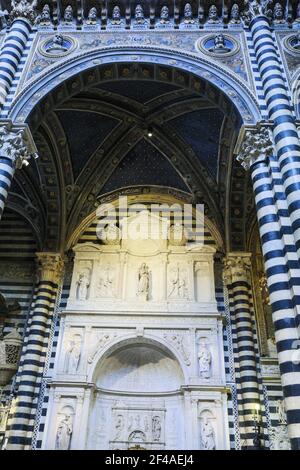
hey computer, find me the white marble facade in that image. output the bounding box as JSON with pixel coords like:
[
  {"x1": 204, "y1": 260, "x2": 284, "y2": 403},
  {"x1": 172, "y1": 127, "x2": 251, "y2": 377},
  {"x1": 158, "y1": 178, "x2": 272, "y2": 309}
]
[{"x1": 42, "y1": 211, "x2": 230, "y2": 449}]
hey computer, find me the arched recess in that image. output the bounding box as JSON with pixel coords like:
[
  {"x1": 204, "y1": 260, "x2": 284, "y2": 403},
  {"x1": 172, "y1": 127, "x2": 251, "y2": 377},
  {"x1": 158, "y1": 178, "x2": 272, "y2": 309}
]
[
  {"x1": 9, "y1": 48, "x2": 261, "y2": 253},
  {"x1": 89, "y1": 335, "x2": 187, "y2": 386},
  {"x1": 66, "y1": 190, "x2": 224, "y2": 253}
]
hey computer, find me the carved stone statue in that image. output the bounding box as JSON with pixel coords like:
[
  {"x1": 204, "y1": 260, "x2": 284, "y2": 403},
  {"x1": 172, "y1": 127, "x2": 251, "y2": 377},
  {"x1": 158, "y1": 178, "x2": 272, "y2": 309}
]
[
  {"x1": 207, "y1": 4, "x2": 220, "y2": 24},
  {"x1": 114, "y1": 414, "x2": 124, "y2": 440},
  {"x1": 200, "y1": 418, "x2": 216, "y2": 450},
  {"x1": 183, "y1": 3, "x2": 194, "y2": 23},
  {"x1": 168, "y1": 266, "x2": 188, "y2": 299},
  {"x1": 0, "y1": 125, "x2": 34, "y2": 169},
  {"x1": 64, "y1": 5, "x2": 73, "y2": 23},
  {"x1": 100, "y1": 223, "x2": 121, "y2": 244},
  {"x1": 229, "y1": 3, "x2": 241, "y2": 23},
  {"x1": 86, "y1": 7, "x2": 97, "y2": 25},
  {"x1": 10, "y1": 0, "x2": 37, "y2": 23},
  {"x1": 267, "y1": 336, "x2": 277, "y2": 357},
  {"x1": 168, "y1": 223, "x2": 187, "y2": 245},
  {"x1": 76, "y1": 269, "x2": 90, "y2": 300},
  {"x1": 65, "y1": 335, "x2": 81, "y2": 373},
  {"x1": 98, "y1": 265, "x2": 114, "y2": 297},
  {"x1": 198, "y1": 342, "x2": 212, "y2": 378},
  {"x1": 55, "y1": 413, "x2": 73, "y2": 449},
  {"x1": 135, "y1": 4, "x2": 145, "y2": 24},
  {"x1": 160, "y1": 6, "x2": 170, "y2": 23},
  {"x1": 36, "y1": 3, "x2": 51, "y2": 25},
  {"x1": 152, "y1": 416, "x2": 161, "y2": 441},
  {"x1": 112, "y1": 6, "x2": 121, "y2": 24},
  {"x1": 209, "y1": 34, "x2": 231, "y2": 53},
  {"x1": 45, "y1": 34, "x2": 69, "y2": 53},
  {"x1": 137, "y1": 263, "x2": 150, "y2": 300},
  {"x1": 277, "y1": 399, "x2": 287, "y2": 424},
  {"x1": 273, "y1": 2, "x2": 285, "y2": 23}
]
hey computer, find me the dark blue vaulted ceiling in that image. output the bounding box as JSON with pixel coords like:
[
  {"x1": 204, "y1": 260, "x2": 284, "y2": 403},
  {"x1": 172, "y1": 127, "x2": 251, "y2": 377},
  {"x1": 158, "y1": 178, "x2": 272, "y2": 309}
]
[
  {"x1": 100, "y1": 139, "x2": 191, "y2": 195},
  {"x1": 56, "y1": 110, "x2": 120, "y2": 179}
]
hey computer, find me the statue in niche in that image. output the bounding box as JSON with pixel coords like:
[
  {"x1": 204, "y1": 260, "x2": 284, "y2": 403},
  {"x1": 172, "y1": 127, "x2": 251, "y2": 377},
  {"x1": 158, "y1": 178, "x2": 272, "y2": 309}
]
[
  {"x1": 55, "y1": 413, "x2": 73, "y2": 450},
  {"x1": 168, "y1": 266, "x2": 188, "y2": 299},
  {"x1": 208, "y1": 34, "x2": 231, "y2": 54},
  {"x1": 277, "y1": 399, "x2": 287, "y2": 424},
  {"x1": 137, "y1": 263, "x2": 150, "y2": 300},
  {"x1": 229, "y1": 3, "x2": 241, "y2": 23},
  {"x1": 198, "y1": 342, "x2": 212, "y2": 378},
  {"x1": 160, "y1": 5, "x2": 170, "y2": 23},
  {"x1": 86, "y1": 7, "x2": 97, "y2": 24},
  {"x1": 98, "y1": 265, "x2": 114, "y2": 297},
  {"x1": 63, "y1": 5, "x2": 73, "y2": 23},
  {"x1": 45, "y1": 34, "x2": 69, "y2": 54},
  {"x1": 207, "y1": 4, "x2": 220, "y2": 23},
  {"x1": 273, "y1": 2, "x2": 285, "y2": 23},
  {"x1": 183, "y1": 3, "x2": 194, "y2": 23},
  {"x1": 200, "y1": 418, "x2": 215, "y2": 450},
  {"x1": 36, "y1": 3, "x2": 51, "y2": 25},
  {"x1": 112, "y1": 6, "x2": 121, "y2": 24},
  {"x1": 144, "y1": 416, "x2": 149, "y2": 432},
  {"x1": 76, "y1": 269, "x2": 90, "y2": 300},
  {"x1": 65, "y1": 334, "x2": 81, "y2": 373},
  {"x1": 114, "y1": 414, "x2": 124, "y2": 440},
  {"x1": 135, "y1": 4, "x2": 145, "y2": 24},
  {"x1": 152, "y1": 416, "x2": 161, "y2": 441}
]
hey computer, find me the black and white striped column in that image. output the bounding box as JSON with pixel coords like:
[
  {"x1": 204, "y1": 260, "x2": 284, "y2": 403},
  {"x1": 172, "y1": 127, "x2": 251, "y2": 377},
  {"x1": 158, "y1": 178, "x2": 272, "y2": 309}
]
[
  {"x1": 248, "y1": 14, "x2": 300, "y2": 263},
  {"x1": 0, "y1": 19, "x2": 32, "y2": 108},
  {"x1": 5, "y1": 253, "x2": 64, "y2": 450},
  {"x1": 0, "y1": 153, "x2": 14, "y2": 219},
  {"x1": 237, "y1": 126, "x2": 300, "y2": 449},
  {"x1": 0, "y1": 124, "x2": 37, "y2": 220},
  {"x1": 224, "y1": 254, "x2": 262, "y2": 449}
]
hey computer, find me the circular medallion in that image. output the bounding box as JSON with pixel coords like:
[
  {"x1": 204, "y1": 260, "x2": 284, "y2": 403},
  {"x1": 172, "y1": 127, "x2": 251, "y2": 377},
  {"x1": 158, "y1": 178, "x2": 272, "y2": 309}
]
[
  {"x1": 283, "y1": 33, "x2": 300, "y2": 54},
  {"x1": 196, "y1": 34, "x2": 239, "y2": 57},
  {"x1": 39, "y1": 34, "x2": 77, "y2": 58}
]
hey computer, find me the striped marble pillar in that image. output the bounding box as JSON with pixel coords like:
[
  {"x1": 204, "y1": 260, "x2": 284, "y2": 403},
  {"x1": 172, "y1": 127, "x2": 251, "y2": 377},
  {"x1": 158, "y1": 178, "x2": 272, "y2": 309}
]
[
  {"x1": 223, "y1": 253, "x2": 262, "y2": 449},
  {"x1": 237, "y1": 125, "x2": 300, "y2": 449},
  {"x1": 0, "y1": 18, "x2": 32, "y2": 107},
  {"x1": 6, "y1": 253, "x2": 64, "y2": 450},
  {"x1": 247, "y1": 12, "x2": 300, "y2": 262},
  {"x1": 0, "y1": 123, "x2": 37, "y2": 220}
]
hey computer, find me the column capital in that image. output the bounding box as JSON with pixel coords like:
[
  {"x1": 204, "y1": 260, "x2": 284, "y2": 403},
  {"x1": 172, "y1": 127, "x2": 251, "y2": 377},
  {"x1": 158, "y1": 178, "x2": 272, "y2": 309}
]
[
  {"x1": 223, "y1": 252, "x2": 252, "y2": 285},
  {"x1": 241, "y1": 0, "x2": 272, "y2": 26},
  {"x1": 235, "y1": 124, "x2": 274, "y2": 171},
  {"x1": 0, "y1": 122, "x2": 38, "y2": 169},
  {"x1": 35, "y1": 252, "x2": 64, "y2": 284},
  {"x1": 10, "y1": 0, "x2": 38, "y2": 25}
]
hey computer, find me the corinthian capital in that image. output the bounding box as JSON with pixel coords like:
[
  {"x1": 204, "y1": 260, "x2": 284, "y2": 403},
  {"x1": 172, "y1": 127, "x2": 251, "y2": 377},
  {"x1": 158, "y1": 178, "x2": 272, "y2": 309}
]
[
  {"x1": 223, "y1": 253, "x2": 252, "y2": 285},
  {"x1": 0, "y1": 124, "x2": 38, "y2": 169},
  {"x1": 36, "y1": 253, "x2": 64, "y2": 284},
  {"x1": 10, "y1": 0, "x2": 37, "y2": 24},
  {"x1": 236, "y1": 126, "x2": 274, "y2": 171},
  {"x1": 242, "y1": 0, "x2": 273, "y2": 24}
]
